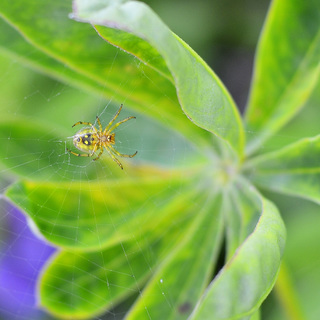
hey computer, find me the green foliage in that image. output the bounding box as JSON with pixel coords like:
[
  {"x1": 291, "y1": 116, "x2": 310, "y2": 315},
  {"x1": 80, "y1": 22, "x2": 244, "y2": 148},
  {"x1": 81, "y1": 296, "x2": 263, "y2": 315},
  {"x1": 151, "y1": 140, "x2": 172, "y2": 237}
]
[
  {"x1": 6, "y1": 174, "x2": 196, "y2": 249},
  {"x1": 0, "y1": 0, "x2": 319, "y2": 319},
  {"x1": 246, "y1": 135, "x2": 320, "y2": 204},
  {"x1": 84, "y1": 4, "x2": 245, "y2": 155},
  {"x1": 190, "y1": 194, "x2": 285, "y2": 320},
  {"x1": 245, "y1": 0, "x2": 320, "y2": 154}
]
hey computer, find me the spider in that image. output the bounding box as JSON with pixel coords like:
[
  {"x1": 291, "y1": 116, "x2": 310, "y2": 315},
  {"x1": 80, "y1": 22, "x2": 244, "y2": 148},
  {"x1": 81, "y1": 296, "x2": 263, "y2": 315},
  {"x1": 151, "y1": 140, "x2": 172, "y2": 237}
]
[{"x1": 66, "y1": 104, "x2": 137, "y2": 169}]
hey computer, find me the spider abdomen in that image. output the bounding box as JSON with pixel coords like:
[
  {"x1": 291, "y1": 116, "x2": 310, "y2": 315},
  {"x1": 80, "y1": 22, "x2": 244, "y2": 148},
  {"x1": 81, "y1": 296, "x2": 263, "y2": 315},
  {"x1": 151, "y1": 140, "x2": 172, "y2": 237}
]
[
  {"x1": 73, "y1": 128, "x2": 98, "y2": 153},
  {"x1": 82, "y1": 133, "x2": 93, "y2": 146}
]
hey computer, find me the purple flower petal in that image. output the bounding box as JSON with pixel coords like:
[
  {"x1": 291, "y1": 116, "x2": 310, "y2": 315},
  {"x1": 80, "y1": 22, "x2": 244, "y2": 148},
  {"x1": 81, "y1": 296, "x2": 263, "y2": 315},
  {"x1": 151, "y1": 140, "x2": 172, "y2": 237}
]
[{"x1": 0, "y1": 204, "x2": 56, "y2": 319}]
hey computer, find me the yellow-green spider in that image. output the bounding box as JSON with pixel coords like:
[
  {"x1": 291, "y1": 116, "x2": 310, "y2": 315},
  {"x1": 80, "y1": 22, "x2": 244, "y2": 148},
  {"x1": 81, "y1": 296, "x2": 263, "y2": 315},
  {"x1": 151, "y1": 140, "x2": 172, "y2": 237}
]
[{"x1": 66, "y1": 104, "x2": 137, "y2": 169}]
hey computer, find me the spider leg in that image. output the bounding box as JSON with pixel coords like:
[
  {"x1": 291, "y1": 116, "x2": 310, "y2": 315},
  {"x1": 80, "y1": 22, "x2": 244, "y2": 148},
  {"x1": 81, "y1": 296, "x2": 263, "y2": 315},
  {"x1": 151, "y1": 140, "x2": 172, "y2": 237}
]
[
  {"x1": 72, "y1": 121, "x2": 94, "y2": 128},
  {"x1": 66, "y1": 148, "x2": 93, "y2": 157},
  {"x1": 108, "y1": 116, "x2": 136, "y2": 133},
  {"x1": 96, "y1": 116, "x2": 103, "y2": 132},
  {"x1": 105, "y1": 147, "x2": 124, "y2": 170},
  {"x1": 93, "y1": 147, "x2": 104, "y2": 161},
  {"x1": 108, "y1": 145, "x2": 138, "y2": 158},
  {"x1": 104, "y1": 104, "x2": 123, "y2": 132}
]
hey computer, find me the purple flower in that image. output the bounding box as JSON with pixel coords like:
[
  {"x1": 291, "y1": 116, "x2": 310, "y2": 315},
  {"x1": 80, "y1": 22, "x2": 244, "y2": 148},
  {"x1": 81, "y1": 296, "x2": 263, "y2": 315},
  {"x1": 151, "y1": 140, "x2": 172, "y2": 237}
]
[{"x1": 0, "y1": 204, "x2": 56, "y2": 319}]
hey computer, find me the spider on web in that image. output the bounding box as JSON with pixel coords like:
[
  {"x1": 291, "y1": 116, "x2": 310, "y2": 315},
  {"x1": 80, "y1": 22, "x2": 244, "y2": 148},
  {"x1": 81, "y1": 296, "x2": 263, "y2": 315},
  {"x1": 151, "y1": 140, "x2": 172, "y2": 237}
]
[{"x1": 67, "y1": 104, "x2": 137, "y2": 169}]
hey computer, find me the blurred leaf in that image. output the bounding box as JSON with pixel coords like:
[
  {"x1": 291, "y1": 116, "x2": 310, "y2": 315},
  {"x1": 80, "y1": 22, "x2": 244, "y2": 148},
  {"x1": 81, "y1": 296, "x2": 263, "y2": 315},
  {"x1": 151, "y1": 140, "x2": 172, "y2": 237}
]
[
  {"x1": 245, "y1": 0, "x2": 320, "y2": 154},
  {"x1": 0, "y1": 0, "x2": 211, "y2": 150},
  {"x1": 72, "y1": 0, "x2": 245, "y2": 156},
  {"x1": 126, "y1": 193, "x2": 223, "y2": 320},
  {"x1": 39, "y1": 216, "x2": 192, "y2": 319},
  {"x1": 224, "y1": 179, "x2": 261, "y2": 260},
  {"x1": 189, "y1": 187, "x2": 286, "y2": 320},
  {"x1": 273, "y1": 264, "x2": 306, "y2": 320},
  {"x1": 6, "y1": 172, "x2": 197, "y2": 250},
  {"x1": 281, "y1": 199, "x2": 320, "y2": 320},
  {"x1": 261, "y1": 79, "x2": 320, "y2": 152},
  {"x1": 245, "y1": 135, "x2": 320, "y2": 204}
]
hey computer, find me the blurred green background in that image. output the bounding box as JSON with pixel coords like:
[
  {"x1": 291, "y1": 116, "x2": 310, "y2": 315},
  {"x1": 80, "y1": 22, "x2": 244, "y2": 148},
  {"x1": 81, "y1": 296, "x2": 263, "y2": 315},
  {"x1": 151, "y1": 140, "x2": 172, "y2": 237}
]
[{"x1": 0, "y1": 0, "x2": 320, "y2": 319}]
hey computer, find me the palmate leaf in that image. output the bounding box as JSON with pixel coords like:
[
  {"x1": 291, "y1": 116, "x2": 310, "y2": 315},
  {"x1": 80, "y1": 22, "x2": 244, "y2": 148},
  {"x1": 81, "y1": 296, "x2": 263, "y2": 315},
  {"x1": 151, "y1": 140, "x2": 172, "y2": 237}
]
[
  {"x1": 245, "y1": 135, "x2": 320, "y2": 204},
  {"x1": 0, "y1": 0, "x2": 289, "y2": 319},
  {"x1": 72, "y1": 0, "x2": 245, "y2": 157},
  {"x1": 37, "y1": 179, "x2": 285, "y2": 319},
  {"x1": 245, "y1": 0, "x2": 320, "y2": 154}
]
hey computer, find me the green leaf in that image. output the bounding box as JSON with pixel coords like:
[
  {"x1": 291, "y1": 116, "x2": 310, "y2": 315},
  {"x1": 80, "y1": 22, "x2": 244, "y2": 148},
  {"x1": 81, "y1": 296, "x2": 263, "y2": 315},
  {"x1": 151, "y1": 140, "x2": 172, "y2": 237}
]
[
  {"x1": 0, "y1": 18, "x2": 108, "y2": 101},
  {"x1": 245, "y1": 135, "x2": 320, "y2": 204},
  {"x1": 0, "y1": 0, "x2": 211, "y2": 150},
  {"x1": 224, "y1": 181, "x2": 261, "y2": 260},
  {"x1": 189, "y1": 183, "x2": 286, "y2": 320},
  {"x1": 72, "y1": 0, "x2": 245, "y2": 156},
  {"x1": 245, "y1": 0, "x2": 320, "y2": 154},
  {"x1": 126, "y1": 193, "x2": 223, "y2": 320},
  {"x1": 6, "y1": 173, "x2": 197, "y2": 250},
  {"x1": 93, "y1": 27, "x2": 173, "y2": 82},
  {"x1": 39, "y1": 217, "x2": 192, "y2": 319}
]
